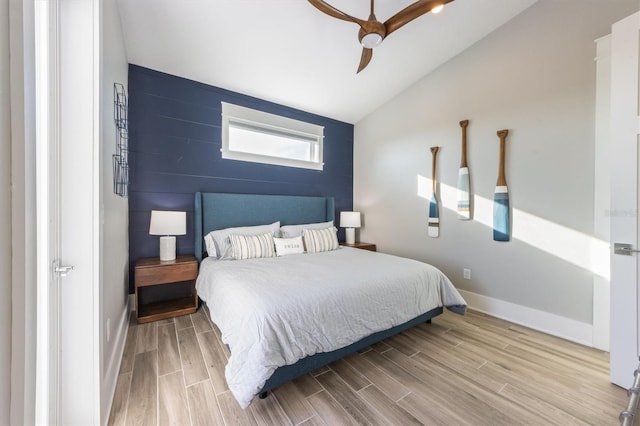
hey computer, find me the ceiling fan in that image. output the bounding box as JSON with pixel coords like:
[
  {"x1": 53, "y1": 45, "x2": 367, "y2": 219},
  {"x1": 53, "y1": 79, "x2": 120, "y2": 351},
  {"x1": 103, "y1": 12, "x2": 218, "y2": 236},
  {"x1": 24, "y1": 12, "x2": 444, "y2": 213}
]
[{"x1": 308, "y1": 0, "x2": 455, "y2": 73}]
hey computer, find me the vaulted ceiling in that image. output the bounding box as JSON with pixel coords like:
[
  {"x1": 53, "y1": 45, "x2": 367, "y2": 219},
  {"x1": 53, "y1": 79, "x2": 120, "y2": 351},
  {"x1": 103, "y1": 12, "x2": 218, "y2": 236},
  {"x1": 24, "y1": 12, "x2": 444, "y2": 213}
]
[{"x1": 116, "y1": 0, "x2": 538, "y2": 123}]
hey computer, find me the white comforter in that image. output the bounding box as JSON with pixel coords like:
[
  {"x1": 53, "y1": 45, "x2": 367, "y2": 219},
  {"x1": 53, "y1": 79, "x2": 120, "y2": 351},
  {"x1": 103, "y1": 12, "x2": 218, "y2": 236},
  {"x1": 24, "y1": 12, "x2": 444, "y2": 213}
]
[{"x1": 196, "y1": 247, "x2": 466, "y2": 408}]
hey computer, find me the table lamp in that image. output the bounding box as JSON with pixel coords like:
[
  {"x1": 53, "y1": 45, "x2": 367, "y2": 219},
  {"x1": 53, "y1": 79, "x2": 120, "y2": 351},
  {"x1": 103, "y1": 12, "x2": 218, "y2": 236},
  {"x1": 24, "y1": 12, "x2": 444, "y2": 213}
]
[
  {"x1": 340, "y1": 211, "x2": 361, "y2": 245},
  {"x1": 149, "y1": 210, "x2": 186, "y2": 261}
]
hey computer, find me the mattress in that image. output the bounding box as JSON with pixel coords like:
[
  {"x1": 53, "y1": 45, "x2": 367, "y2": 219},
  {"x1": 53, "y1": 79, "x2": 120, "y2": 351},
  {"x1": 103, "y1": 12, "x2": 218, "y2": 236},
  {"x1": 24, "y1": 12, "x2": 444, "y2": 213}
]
[{"x1": 196, "y1": 246, "x2": 466, "y2": 408}]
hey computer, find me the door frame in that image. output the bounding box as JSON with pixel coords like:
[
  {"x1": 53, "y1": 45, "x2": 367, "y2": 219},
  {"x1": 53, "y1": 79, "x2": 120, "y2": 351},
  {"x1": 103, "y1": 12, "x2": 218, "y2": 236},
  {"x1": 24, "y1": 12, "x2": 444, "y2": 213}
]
[{"x1": 34, "y1": 0, "x2": 59, "y2": 422}]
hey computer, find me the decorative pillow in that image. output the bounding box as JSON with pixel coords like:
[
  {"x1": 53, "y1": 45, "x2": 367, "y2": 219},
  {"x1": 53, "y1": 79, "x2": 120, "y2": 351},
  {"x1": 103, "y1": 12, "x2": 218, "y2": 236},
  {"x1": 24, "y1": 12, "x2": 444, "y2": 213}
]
[
  {"x1": 303, "y1": 227, "x2": 339, "y2": 253},
  {"x1": 273, "y1": 236, "x2": 305, "y2": 257},
  {"x1": 204, "y1": 233, "x2": 217, "y2": 258},
  {"x1": 229, "y1": 232, "x2": 275, "y2": 260},
  {"x1": 280, "y1": 220, "x2": 334, "y2": 238},
  {"x1": 203, "y1": 221, "x2": 280, "y2": 259}
]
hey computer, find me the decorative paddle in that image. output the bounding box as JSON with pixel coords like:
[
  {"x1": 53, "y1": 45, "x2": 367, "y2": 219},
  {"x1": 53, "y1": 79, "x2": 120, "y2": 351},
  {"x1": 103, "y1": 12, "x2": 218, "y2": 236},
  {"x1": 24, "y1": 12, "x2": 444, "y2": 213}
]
[
  {"x1": 428, "y1": 146, "x2": 440, "y2": 238},
  {"x1": 493, "y1": 129, "x2": 510, "y2": 241},
  {"x1": 457, "y1": 120, "x2": 471, "y2": 220}
]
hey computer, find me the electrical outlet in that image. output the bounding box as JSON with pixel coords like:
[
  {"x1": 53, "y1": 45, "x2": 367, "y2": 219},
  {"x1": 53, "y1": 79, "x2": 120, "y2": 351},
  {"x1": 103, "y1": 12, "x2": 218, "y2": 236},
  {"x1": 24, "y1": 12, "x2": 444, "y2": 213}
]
[
  {"x1": 463, "y1": 268, "x2": 471, "y2": 280},
  {"x1": 106, "y1": 318, "x2": 111, "y2": 342}
]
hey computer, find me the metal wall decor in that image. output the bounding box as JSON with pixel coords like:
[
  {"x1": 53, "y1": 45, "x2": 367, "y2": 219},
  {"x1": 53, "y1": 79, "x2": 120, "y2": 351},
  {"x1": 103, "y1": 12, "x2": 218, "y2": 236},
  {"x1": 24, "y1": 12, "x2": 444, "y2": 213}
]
[{"x1": 113, "y1": 83, "x2": 129, "y2": 197}]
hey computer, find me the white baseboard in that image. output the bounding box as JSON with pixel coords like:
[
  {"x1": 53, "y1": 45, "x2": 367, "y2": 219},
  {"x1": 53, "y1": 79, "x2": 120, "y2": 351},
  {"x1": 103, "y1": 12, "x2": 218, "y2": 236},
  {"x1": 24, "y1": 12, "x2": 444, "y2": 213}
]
[
  {"x1": 101, "y1": 304, "x2": 129, "y2": 425},
  {"x1": 458, "y1": 289, "x2": 594, "y2": 348},
  {"x1": 592, "y1": 276, "x2": 610, "y2": 351}
]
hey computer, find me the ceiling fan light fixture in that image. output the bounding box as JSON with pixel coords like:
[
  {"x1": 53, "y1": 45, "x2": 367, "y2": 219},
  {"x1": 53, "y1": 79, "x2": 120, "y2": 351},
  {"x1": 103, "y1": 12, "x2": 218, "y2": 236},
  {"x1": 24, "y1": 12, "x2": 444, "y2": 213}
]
[
  {"x1": 361, "y1": 32, "x2": 383, "y2": 48},
  {"x1": 308, "y1": 0, "x2": 457, "y2": 73}
]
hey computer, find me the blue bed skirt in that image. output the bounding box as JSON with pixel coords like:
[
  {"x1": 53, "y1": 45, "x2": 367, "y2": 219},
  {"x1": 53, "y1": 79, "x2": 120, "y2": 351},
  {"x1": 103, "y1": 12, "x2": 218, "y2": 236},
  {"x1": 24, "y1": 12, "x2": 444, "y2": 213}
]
[{"x1": 259, "y1": 306, "x2": 444, "y2": 394}]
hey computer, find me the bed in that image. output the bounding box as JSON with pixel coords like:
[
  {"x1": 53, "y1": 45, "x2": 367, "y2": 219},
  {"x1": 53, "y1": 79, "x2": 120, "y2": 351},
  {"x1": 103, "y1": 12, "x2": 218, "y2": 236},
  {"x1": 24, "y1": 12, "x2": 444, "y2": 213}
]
[{"x1": 194, "y1": 192, "x2": 467, "y2": 408}]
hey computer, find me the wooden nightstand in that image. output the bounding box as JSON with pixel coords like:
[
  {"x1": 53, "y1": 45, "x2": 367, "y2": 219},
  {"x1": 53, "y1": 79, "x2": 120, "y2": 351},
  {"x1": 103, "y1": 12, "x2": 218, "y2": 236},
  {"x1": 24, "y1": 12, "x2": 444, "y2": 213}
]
[
  {"x1": 340, "y1": 242, "x2": 377, "y2": 252},
  {"x1": 135, "y1": 255, "x2": 198, "y2": 324}
]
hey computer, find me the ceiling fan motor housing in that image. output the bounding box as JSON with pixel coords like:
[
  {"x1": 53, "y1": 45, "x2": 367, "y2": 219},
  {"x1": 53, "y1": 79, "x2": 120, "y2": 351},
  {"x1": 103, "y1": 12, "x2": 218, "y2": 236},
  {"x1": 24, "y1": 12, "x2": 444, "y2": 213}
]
[{"x1": 358, "y1": 21, "x2": 386, "y2": 48}]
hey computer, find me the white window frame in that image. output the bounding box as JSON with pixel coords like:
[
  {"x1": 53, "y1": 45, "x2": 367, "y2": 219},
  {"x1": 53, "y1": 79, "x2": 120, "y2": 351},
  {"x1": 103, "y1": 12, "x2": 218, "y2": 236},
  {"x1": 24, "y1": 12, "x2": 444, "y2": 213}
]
[{"x1": 221, "y1": 102, "x2": 324, "y2": 171}]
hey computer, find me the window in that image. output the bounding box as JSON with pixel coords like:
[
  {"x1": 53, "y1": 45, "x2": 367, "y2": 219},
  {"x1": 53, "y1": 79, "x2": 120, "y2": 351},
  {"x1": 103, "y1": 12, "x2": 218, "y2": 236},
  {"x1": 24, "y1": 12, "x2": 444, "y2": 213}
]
[{"x1": 221, "y1": 102, "x2": 324, "y2": 171}]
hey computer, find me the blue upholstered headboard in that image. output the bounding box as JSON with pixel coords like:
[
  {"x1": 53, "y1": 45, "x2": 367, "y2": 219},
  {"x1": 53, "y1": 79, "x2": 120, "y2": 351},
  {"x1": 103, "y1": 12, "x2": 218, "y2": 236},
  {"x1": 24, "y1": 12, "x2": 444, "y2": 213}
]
[{"x1": 194, "y1": 192, "x2": 335, "y2": 262}]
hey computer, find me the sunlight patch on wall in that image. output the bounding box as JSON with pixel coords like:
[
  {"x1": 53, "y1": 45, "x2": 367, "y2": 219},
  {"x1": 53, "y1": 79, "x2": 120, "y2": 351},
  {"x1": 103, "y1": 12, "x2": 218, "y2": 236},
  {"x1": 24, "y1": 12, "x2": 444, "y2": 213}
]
[{"x1": 417, "y1": 175, "x2": 610, "y2": 280}]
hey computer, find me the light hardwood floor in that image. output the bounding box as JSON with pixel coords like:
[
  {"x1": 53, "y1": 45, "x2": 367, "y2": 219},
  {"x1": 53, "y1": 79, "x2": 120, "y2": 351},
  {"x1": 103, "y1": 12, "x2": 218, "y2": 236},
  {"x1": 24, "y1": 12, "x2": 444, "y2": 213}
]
[{"x1": 108, "y1": 307, "x2": 626, "y2": 425}]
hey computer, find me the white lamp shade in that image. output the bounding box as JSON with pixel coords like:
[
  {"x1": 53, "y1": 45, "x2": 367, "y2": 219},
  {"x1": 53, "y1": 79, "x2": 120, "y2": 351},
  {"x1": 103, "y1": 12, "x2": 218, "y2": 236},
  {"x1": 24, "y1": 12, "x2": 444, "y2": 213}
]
[
  {"x1": 340, "y1": 211, "x2": 361, "y2": 228},
  {"x1": 149, "y1": 210, "x2": 186, "y2": 236}
]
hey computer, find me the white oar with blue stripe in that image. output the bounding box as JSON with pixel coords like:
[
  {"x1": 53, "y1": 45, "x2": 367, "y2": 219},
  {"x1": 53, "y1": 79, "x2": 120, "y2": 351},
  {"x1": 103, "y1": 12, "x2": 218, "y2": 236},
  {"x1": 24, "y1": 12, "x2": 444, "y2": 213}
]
[
  {"x1": 428, "y1": 146, "x2": 440, "y2": 238},
  {"x1": 493, "y1": 129, "x2": 510, "y2": 241},
  {"x1": 457, "y1": 120, "x2": 471, "y2": 220}
]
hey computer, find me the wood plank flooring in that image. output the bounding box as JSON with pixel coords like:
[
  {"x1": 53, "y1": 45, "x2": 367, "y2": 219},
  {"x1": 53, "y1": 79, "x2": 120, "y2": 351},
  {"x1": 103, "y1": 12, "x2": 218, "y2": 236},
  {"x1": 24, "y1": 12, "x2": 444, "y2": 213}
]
[{"x1": 108, "y1": 308, "x2": 626, "y2": 425}]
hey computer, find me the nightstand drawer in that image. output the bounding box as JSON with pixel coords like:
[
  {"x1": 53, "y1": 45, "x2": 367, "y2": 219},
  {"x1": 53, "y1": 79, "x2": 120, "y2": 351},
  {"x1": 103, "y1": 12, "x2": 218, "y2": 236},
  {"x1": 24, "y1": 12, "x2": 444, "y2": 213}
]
[
  {"x1": 136, "y1": 261, "x2": 198, "y2": 286},
  {"x1": 135, "y1": 255, "x2": 198, "y2": 287}
]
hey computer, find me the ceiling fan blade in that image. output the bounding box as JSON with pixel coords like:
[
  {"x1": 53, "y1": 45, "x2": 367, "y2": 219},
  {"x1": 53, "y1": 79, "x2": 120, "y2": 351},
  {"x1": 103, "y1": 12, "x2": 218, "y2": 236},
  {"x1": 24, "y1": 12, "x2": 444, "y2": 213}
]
[
  {"x1": 308, "y1": 0, "x2": 366, "y2": 27},
  {"x1": 357, "y1": 48, "x2": 373, "y2": 73},
  {"x1": 384, "y1": 0, "x2": 454, "y2": 37}
]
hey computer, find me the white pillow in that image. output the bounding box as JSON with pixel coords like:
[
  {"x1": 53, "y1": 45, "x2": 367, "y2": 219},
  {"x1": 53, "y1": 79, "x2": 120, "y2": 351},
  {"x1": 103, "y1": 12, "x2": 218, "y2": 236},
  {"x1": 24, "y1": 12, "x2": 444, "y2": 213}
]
[
  {"x1": 229, "y1": 232, "x2": 275, "y2": 260},
  {"x1": 203, "y1": 221, "x2": 280, "y2": 259},
  {"x1": 204, "y1": 233, "x2": 217, "y2": 258},
  {"x1": 280, "y1": 220, "x2": 334, "y2": 238},
  {"x1": 273, "y1": 236, "x2": 304, "y2": 256},
  {"x1": 303, "y1": 227, "x2": 339, "y2": 253}
]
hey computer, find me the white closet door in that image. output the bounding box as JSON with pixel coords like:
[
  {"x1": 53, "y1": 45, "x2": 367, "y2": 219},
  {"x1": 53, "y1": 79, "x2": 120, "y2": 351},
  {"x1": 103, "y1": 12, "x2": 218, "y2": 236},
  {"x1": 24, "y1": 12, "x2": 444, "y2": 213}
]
[{"x1": 610, "y1": 10, "x2": 640, "y2": 389}]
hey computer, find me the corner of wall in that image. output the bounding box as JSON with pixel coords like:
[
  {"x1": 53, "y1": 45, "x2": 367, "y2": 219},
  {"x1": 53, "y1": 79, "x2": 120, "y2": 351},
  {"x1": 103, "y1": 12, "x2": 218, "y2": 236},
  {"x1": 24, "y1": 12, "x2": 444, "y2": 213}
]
[{"x1": 100, "y1": 0, "x2": 130, "y2": 423}]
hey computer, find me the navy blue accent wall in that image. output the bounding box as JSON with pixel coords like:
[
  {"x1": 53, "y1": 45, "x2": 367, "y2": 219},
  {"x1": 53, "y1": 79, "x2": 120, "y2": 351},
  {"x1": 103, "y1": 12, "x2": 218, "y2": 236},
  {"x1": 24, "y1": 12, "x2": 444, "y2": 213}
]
[{"x1": 128, "y1": 65, "x2": 354, "y2": 291}]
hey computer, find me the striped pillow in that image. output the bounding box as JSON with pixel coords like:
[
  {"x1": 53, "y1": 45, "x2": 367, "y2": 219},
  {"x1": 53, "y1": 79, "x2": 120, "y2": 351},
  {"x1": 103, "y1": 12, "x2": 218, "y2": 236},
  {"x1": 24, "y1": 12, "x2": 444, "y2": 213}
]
[
  {"x1": 303, "y1": 227, "x2": 339, "y2": 253},
  {"x1": 229, "y1": 232, "x2": 275, "y2": 260}
]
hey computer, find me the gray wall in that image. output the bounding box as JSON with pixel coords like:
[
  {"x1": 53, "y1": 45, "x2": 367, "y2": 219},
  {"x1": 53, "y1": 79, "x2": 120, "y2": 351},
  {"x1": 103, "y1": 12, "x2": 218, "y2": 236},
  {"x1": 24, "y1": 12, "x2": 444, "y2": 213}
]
[
  {"x1": 9, "y1": 0, "x2": 36, "y2": 423},
  {"x1": 0, "y1": 0, "x2": 11, "y2": 422},
  {"x1": 354, "y1": 0, "x2": 638, "y2": 327},
  {"x1": 101, "y1": 0, "x2": 130, "y2": 421}
]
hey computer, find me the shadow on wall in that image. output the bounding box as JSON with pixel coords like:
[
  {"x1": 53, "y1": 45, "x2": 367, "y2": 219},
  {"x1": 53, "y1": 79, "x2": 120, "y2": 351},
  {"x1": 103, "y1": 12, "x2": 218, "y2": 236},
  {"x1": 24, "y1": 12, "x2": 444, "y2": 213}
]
[{"x1": 417, "y1": 175, "x2": 609, "y2": 280}]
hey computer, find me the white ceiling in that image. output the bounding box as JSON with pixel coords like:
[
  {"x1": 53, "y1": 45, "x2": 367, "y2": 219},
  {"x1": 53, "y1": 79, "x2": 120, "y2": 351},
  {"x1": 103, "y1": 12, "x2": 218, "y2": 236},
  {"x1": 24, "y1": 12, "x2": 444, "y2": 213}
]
[{"x1": 116, "y1": 0, "x2": 538, "y2": 124}]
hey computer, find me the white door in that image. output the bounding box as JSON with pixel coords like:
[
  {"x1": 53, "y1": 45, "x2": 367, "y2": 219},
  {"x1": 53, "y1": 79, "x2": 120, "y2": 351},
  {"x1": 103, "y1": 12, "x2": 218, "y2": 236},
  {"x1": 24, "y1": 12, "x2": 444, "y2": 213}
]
[
  {"x1": 34, "y1": 0, "x2": 101, "y2": 423},
  {"x1": 610, "y1": 11, "x2": 640, "y2": 389}
]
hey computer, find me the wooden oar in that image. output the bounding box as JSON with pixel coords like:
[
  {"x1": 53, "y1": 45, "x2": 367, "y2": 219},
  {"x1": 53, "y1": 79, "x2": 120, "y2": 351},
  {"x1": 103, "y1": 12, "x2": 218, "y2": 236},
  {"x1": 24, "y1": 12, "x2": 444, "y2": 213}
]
[
  {"x1": 493, "y1": 129, "x2": 510, "y2": 241},
  {"x1": 428, "y1": 146, "x2": 440, "y2": 238},
  {"x1": 457, "y1": 120, "x2": 471, "y2": 220}
]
